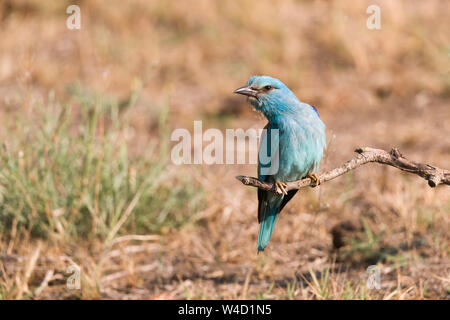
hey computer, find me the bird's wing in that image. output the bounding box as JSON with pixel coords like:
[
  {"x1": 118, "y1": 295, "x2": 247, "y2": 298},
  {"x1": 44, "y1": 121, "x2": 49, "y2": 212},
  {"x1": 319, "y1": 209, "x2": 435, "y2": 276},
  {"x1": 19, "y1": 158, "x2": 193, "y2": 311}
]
[
  {"x1": 257, "y1": 123, "x2": 270, "y2": 182},
  {"x1": 257, "y1": 188, "x2": 266, "y2": 223},
  {"x1": 257, "y1": 123, "x2": 270, "y2": 223},
  {"x1": 278, "y1": 189, "x2": 298, "y2": 213},
  {"x1": 257, "y1": 123, "x2": 298, "y2": 223}
]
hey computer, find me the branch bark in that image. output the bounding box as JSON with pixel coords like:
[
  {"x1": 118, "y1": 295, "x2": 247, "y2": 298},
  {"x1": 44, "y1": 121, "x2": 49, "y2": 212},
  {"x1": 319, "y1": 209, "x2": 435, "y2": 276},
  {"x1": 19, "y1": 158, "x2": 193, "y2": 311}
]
[{"x1": 236, "y1": 147, "x2": 449, "y2": 192}]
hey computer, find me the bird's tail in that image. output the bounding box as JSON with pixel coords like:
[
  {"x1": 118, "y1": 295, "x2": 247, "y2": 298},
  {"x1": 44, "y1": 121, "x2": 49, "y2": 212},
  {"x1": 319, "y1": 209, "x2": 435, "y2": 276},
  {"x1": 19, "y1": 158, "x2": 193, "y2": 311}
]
[{"x1": 257, "y1": 200, "x2": 281, "y2": 252}]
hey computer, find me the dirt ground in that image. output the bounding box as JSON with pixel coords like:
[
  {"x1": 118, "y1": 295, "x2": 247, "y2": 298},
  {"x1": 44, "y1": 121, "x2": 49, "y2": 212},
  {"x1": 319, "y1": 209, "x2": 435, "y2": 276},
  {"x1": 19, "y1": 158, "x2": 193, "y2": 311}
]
[{"x1": 5, "y1": 100, "x2": 446, "y2": 300}]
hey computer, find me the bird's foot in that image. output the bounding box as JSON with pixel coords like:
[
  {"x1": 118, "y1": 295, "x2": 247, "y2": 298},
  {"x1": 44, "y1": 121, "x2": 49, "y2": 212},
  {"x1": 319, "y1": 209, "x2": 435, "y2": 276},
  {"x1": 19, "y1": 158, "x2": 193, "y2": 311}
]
[
  {"x1": 274, "y1": 181, "x2": 288, "y2": 195},
  {"x1": 306, "y1": 173, "x2": 320, "y2": 187}
]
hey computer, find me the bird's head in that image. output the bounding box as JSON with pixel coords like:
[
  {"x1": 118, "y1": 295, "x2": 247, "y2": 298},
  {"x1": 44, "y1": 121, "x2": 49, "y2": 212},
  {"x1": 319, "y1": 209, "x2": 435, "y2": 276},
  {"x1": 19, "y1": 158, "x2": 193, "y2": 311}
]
[{"x1": 234, "y1": 76, "x2": 298, "y2": 118}]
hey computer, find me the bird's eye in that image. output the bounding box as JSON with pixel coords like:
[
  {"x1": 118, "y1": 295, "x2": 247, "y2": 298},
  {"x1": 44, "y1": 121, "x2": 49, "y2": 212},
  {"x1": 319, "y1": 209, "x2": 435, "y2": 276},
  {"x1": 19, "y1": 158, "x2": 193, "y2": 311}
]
[{"x1": 263, "y1": 85, "x2": 273, "y2": 91}]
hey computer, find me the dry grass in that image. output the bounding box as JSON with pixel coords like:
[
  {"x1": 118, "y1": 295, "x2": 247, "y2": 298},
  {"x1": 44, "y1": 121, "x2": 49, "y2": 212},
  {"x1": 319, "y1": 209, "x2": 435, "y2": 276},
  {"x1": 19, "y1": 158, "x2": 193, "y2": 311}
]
[{"x1": 0, "y1": 0, "x2": 449, "y2": 299}]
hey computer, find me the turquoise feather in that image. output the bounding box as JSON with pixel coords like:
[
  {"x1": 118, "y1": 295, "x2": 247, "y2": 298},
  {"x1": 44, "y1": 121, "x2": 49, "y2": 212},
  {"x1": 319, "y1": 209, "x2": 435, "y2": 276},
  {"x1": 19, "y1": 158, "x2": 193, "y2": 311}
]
[{"x1": 241, "y1": 76, "x2": 326, "y2": 252}]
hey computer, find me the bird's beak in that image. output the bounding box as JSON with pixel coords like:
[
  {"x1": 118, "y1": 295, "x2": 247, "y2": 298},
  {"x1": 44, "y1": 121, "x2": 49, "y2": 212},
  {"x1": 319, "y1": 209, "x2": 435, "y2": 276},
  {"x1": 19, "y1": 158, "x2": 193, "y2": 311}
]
[{"x1": 233, "y1": 86, "x2": 258, "y2": 98}]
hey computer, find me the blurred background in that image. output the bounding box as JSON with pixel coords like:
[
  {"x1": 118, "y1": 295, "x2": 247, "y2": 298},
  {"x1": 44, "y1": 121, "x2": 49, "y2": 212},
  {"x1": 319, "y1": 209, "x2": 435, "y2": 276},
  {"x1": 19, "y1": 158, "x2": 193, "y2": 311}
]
[{"x1": 0, "y1": 0, "x2": 448, "y2": 299}]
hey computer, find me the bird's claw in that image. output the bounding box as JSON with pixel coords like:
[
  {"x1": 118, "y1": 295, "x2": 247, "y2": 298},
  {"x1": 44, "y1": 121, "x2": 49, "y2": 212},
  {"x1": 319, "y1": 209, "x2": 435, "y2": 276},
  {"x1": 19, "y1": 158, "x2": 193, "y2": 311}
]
[
  {"x1": 306, "y1": 173, "x2": 320, "y2": 187},
  {"x1": 274, "y1": 181, "x2": 288, "y2": 195}
]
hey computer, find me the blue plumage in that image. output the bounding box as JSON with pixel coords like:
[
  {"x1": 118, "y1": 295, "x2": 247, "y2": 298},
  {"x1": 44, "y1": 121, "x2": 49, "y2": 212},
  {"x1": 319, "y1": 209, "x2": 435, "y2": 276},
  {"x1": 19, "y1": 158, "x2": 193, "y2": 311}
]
[{"x1": 234, "y1": 76, "x2": 326, "y2": 252}]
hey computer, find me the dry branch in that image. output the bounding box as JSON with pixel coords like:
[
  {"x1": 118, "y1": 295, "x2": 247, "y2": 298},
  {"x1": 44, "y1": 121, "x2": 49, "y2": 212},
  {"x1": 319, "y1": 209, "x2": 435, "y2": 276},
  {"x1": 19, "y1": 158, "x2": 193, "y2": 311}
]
[{"x1": 236, "y1": 147, "x2": 449, "y2": 192}]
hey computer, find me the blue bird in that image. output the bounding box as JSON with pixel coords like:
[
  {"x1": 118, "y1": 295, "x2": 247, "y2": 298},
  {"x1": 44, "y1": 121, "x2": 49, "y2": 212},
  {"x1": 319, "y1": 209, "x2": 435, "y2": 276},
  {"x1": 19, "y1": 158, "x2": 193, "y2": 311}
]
[{"x1": 234, "y1": 76, "x2": 326, "y2": 252}]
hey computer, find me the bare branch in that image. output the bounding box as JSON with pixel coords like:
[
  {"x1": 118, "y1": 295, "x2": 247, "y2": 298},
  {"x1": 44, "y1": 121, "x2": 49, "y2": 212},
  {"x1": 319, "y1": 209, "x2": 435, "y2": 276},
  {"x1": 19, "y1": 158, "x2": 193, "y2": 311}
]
[{"x1": 236, "y1": 147, "x2": 449, "y2": 192}]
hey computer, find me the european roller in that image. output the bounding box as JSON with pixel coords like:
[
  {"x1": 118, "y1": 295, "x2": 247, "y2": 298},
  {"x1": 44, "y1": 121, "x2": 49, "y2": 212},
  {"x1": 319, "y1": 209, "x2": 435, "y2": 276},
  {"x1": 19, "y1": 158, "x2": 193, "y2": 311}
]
[{"x1": 234, "y1": 76, "x2": 326, "y2": 252}]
